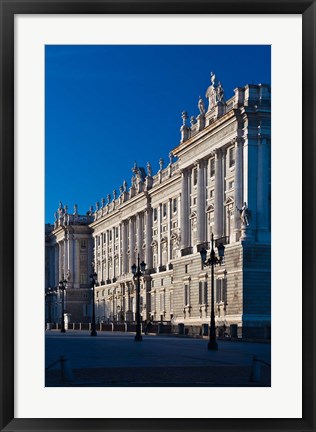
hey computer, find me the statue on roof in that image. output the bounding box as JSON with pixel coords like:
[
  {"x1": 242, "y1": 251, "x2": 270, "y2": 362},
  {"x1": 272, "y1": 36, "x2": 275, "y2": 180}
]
[
  {"x1": 217, "y1": 81, "x2": 225, "y2": 102},
  {"x1": 205, "y1": 71, "x2": 225, "y2": 111},
  {"x1": 58, "y1": 201, "x2": 64, "y2": 216},
  {"x1": 198, "y1": 96, "x2": 205, "y2": 115},
  {"x1": 147, "y1": 162, "x2": 152, "y2": 177}
]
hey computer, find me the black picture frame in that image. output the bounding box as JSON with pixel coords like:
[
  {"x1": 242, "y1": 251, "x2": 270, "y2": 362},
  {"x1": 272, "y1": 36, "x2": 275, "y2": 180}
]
[{"x1": 0, "y1": 1, "x2": 314, "y2": 431}]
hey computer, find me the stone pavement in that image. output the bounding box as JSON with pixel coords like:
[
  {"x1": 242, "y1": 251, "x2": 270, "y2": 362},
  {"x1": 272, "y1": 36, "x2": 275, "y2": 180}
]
[{"x1": 45, "y1": 331, "x2": 271, "y2": 387}]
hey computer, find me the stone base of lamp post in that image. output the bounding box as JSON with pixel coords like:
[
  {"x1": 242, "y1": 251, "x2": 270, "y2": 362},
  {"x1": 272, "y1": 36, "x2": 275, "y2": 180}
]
[
  {"x1": 207, "y1": 340, "x2": 218, "y2": 350},
  {"x1": 134, "y1": 334, "x2": 143, "y2": 342}
]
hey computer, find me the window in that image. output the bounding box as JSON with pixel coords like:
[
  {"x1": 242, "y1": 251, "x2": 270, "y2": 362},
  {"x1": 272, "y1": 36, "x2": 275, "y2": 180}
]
[
  {"x1": 109, "y1": 231, "x2": 112, "y2": 241},
  {"x1": 199, "y1": 281, "x2": 208, "y2": 304},
  {"x1": 184, "y1": 284, "x2": 190, "y2": 306},
  {"x1": 210, "y1": 158, "x2": 215, "y2": 177},
  {"x1": 173, "y1": 198, "x2": 177, "y2": 213},
  {"x1": 161, "y1": 279, "x2": 164, "y2": 286},
  {"x1": 193, "y1": 168, "x2": 198, "y2": 186},
  {"x1": 153, "y1": 228, "x2": 158, "y2": 236},
  {"x1": 216, "y1": 279, "x2": 227, "y2": 303},
  {"x1": 80, "y1": 239, "x2": 87, "y2": 250},
  {"x1": 229, "y1": 147, "x2": 235, "y2": 167},
  {"x1": 210, "y1": 189, "x2": 214, "y2": 198},
  {"x1": 228, "y1": 180, "x2": 234, "y2": 190},
  {"x1": 115, "y1": 227, "x2": 118, "y2": 238},
  {"x1": 153, "y1": 208, "x2": 157, "y2": 222},
  {"x1": 185, "y1": 264, "x2": 189, "y2": 273},
  {"x1": 193, "y1": 197, "x2": 197, "y2": 205},
  {"x1": 163, "y1": 203, "x2": 167, "y2": 217}
]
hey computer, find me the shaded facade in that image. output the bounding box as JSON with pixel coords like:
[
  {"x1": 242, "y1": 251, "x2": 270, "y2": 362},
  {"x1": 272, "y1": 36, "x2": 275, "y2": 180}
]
[{"x1": 45, "y1": 205, "x2": 94, "y2": 324}]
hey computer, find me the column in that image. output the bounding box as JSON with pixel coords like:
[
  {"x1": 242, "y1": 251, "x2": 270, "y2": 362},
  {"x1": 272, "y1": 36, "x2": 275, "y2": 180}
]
[
  {"x1": 105, "y1": 230, "x2": 109, "y2": 281},
  {"x1": 58, "y1": 242, "x2": 63, "y2": 280},
  {"x1": 87, "y1": 236, "x2": 94, "y2": 280},
  {"x1": 137, "y1": 212, "x2": 143, "y2": 262},
  {"x1": 94, "y1": 236, "x2": 98, "y2": 276},
  {"x1": 129, "y1": 217, "x2": 135, "y2": 268},
  {"x1": 121, "y1": 221, "x2": 127, "y2": 274},
  {"x1": 101, "y1": 233, "x2": 104, "y2": 283},
  {"x1": 112, "y1": 227, "x2": 115, "y2": 279},
  {"x1": 196, "y1": 159, "x2": 206, "y2": 245},
  {"x1": 214, "y1": 149, "x2": 224, "y2": 239},
  {"x1": 180, "y1": 169, "x2": 189, "y2": 250},
  {"x1": 63, "y1": 237, "x2": 67, "y2": 279},
  {"x1": 243, "y1": 132, "x2": 258, "y2": 239},
  {"x1": 145, "y1": 207, "x2": 153, "y2": 269},
  {"x1": 74, "y1": 239, "x2": 80, "y2": 288},
  {"x1": 54, "y1": 244, "x2": 59, "y2": 286},
  {"x1": 234, "y1": 137, "x2": 243, "y2": 237},
  {"x1": 118, "y1": 224, "x2": 122, "y2": 276},
  {"x1": 67, "y1": 232, "x2": 74, "y2": 287},
  {"x1": 157, "y1": 204, "x2": 162, "y2": 267},
  {"x1": 257, "y1": 136, "x2": 270, "y2": 241},
  {"x1": 168, "y1": 198, "x2": 172, "y2": 262}
]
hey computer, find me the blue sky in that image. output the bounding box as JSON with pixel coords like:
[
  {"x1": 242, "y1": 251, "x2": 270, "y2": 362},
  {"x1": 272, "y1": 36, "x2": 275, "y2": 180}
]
[{"x1": 45, "y1": 45, "x2": 271, "y2": 223}]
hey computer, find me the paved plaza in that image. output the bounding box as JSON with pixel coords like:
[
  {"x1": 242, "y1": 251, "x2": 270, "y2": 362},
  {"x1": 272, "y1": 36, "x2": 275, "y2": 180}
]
[{"x1": 45, "y1": 331, "x2": 271, "y2": 387}]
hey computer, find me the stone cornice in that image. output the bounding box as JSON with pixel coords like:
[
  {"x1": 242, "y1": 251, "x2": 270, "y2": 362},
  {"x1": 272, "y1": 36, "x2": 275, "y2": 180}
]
[{"x1": 172, "y1": 109, "x2": 236, "y2": 157}]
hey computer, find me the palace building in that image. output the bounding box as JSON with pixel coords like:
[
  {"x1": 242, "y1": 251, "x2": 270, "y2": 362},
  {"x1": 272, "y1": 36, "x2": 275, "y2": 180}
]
[{"x1": 46, "y1": 73, "x2": 271, "y2": 339}]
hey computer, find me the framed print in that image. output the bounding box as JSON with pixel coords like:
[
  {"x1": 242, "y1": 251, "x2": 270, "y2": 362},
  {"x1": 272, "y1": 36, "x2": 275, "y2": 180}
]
[{"x1": 0, "y1": 1, "x2": 315, "y2": 431}]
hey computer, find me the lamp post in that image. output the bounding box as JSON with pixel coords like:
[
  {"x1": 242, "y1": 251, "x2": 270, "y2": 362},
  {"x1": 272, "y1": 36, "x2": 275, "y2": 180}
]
[
  {"x1": 131, "y1": 254, "x2": 146, "y2": 342},
  {"x1": 58, "y1": 280, "x2": 67, "y2": 333},
  {"x1": 200, "y1": 233, "x2": 225, "y2": 350},
  {"x1": 89, "y1": 272, "x2": 97, "y2": 336}
]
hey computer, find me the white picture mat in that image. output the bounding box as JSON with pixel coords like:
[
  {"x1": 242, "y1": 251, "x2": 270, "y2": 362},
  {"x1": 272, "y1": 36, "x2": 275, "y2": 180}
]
[{"x1": 15, "y1": 14, "x2": 302, "y2": 419}]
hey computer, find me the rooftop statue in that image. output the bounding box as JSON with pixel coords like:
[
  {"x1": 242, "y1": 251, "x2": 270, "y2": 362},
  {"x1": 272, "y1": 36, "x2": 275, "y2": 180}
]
[
  {"x1": 205, "y1": 72, "x2": 225, "y2": 111},
  {"x1": 217, "y1": 81, "x2": 225, "y2": 102},
  {"x1": 147, "y1": 162, "x2": 152, "y2": 177},
  {"x1": 198, "y1": 96, "x2": 205, "y2": 115}
]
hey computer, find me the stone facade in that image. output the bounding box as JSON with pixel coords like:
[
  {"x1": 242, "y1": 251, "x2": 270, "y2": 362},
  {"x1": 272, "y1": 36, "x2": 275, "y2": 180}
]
[
  {"x1": 45, "y1": 74, "x2": 271, "y2": 338},
  {"x1": 45, "y1": 204, "x2": 94, "y2": 324}
]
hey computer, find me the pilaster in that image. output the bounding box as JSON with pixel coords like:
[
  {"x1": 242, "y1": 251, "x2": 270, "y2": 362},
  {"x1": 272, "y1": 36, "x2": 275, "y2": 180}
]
[
  {"x1": 180, "y1": 169, "x2": 190, "y2": 250},
  {"x1": 214, "y1": 149, "x2": 224, "y2": 239},
  {"x1": 196, "y1": 159, "x2": 206, "y2": 246}
]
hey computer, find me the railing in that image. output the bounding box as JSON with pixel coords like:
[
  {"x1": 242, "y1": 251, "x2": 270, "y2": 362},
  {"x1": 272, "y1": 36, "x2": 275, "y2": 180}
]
[{"x1": 45, "y1": 321, "x2": 271, "y2": 341}]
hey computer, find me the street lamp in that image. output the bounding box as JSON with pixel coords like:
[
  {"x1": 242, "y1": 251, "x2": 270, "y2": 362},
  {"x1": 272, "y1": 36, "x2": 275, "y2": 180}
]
[
  {"x1": 58, "y1": 280, "x2": 67, "y2": 333},
  {"x1": 200, "y1": 233, "x2": 225, "y2": 350},
  {"x1": 131, "y1": 254, "x2": 146, "y2": 342},
  {"x1": 89, "y1": 272, "x2": 97, "y2": 337}
]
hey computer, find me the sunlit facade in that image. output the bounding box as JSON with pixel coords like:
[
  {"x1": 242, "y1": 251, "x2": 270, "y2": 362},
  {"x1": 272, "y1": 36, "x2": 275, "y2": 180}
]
[{"x1": 46, "y1": 74, "x2": 271, "y2": 338}]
